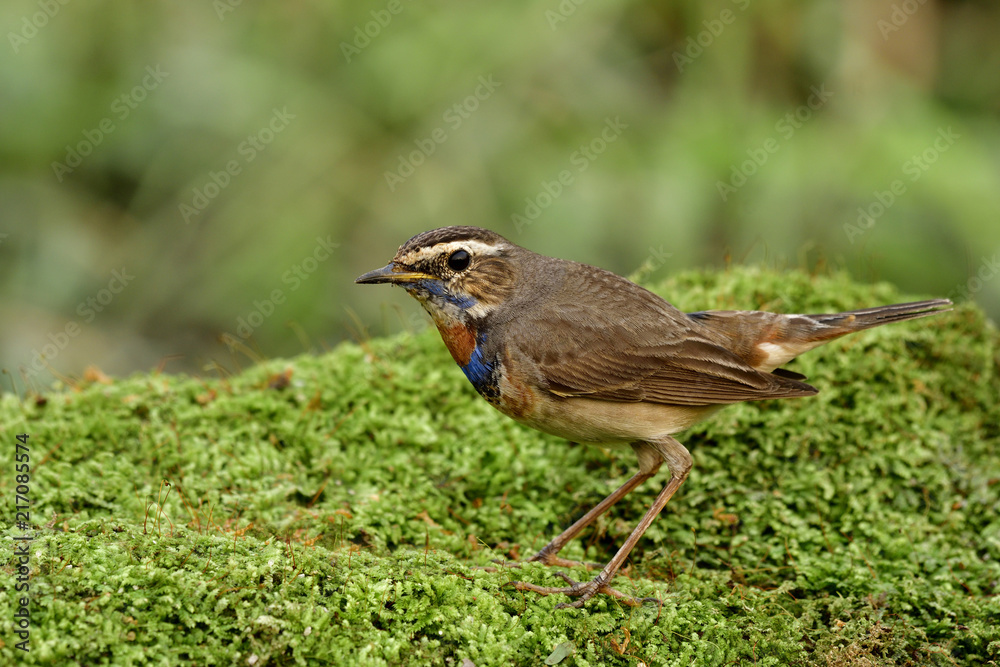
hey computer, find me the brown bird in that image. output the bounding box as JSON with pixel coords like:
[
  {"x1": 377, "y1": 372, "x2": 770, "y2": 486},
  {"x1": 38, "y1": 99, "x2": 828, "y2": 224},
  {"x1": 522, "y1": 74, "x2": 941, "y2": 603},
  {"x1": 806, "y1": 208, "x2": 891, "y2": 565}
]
[{"x1": 356, "y1": 226, "x2": 952, "y2": 608}]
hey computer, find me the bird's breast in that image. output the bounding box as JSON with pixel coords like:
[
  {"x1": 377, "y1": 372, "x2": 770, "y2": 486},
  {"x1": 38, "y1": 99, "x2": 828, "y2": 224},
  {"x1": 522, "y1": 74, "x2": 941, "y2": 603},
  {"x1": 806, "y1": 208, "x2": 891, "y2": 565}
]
[
  {"x1": 433, "y1": 320, "x2": 502, "y2": 401},
  {"x1": 436, "y1": 321, "x2": 477, "y2": 366},
  {"x1": 494, "y1": 360, "x2": 539, "y2": 420}
]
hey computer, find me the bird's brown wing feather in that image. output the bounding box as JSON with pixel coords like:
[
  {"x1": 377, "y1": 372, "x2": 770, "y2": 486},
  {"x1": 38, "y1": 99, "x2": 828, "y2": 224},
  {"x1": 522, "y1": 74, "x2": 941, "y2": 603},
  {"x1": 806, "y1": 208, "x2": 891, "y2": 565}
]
[
  {"x1": 509, "y1": 265, "x2": 816, "y2": 407},
  {"x1": 531, "y1": 327, "x2": 817, "y2": 406}
]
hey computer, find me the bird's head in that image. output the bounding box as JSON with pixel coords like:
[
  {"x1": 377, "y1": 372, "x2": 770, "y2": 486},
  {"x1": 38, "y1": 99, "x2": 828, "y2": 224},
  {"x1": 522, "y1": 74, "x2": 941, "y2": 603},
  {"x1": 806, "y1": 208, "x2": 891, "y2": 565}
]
[{"x1": 355, "y1": 226, "x2": 519, "y2": 324}]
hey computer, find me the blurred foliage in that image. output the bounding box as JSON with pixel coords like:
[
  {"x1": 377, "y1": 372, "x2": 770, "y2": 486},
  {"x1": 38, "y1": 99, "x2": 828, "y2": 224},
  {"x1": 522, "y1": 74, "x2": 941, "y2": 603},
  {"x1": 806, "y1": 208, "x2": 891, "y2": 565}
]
[{"x1": 1, "y1": 0, "x2": 999, "y2": 392}]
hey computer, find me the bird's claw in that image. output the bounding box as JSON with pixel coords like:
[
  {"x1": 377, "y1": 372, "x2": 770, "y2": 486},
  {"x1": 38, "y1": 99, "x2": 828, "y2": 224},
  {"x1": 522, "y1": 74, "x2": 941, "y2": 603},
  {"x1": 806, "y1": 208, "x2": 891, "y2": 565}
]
[{"x1": 506, "y1": 571, "x2": 660, "y2": 608}]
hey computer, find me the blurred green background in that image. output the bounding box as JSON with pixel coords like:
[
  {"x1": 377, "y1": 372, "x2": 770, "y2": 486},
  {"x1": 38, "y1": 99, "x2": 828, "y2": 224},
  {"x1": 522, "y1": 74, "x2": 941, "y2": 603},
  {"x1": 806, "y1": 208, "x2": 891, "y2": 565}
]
[{"x1": 2, "y1": 0, "x2": 998, "y2": 394}]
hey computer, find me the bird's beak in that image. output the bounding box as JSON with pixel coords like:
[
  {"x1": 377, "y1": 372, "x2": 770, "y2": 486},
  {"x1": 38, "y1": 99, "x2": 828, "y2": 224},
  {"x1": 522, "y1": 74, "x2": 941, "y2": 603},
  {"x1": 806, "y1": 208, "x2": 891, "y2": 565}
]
[{"x1": 355, "y1": 263, "x2": 434, "y2": 285}]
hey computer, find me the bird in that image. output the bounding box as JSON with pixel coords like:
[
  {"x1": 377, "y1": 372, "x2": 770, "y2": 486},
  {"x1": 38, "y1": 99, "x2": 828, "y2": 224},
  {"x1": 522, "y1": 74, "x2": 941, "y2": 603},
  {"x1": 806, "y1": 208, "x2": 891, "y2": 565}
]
[{"x1": 355, "y1": 226, "x2": 951, "y2": 608}]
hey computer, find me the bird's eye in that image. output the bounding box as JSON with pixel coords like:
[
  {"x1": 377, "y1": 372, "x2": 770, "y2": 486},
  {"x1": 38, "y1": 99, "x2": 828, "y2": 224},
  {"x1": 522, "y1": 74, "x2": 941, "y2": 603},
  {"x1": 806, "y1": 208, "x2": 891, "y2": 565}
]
[{"x1": 447, "y1": 249, "x2": 471, "y2": 272}]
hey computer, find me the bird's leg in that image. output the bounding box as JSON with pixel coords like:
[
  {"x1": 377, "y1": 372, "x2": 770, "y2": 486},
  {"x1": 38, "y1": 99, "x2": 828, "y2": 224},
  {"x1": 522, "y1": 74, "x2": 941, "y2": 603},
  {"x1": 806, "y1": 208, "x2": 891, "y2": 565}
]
[
  {"x1": 527, "y1": 445, "x2": 661, "y2": 569},
  {"x1": 509, "y1": 437, "x2": 691, "y2": 608}
]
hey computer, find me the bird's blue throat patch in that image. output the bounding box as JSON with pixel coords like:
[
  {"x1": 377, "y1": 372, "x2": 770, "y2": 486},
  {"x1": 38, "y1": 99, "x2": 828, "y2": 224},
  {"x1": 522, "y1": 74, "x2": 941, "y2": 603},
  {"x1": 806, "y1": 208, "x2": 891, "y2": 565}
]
[
  {"x1": 460, "y1": 331, "x2": 500, "y2": 401},
  {"x1": 414, "y1": 279, "x2": 477, "y2": 310}
]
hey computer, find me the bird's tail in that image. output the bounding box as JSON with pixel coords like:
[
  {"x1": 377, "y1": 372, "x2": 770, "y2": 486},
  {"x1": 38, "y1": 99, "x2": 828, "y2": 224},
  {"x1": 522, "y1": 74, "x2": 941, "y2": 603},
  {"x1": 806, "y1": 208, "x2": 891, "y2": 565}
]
[
  {"x1": 688, "y1": 299, "x2": 952, "y2": 372},
  {"x1": 806, "y1": 299, "x2": 953, "y2": 333}
]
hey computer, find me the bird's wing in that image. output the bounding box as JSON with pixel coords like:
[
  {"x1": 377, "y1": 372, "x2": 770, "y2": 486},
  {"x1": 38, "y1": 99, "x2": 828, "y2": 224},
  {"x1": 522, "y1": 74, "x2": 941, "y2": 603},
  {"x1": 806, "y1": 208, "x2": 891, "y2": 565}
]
[{"x1": 508, "y1": 266, "x2": 817, "y2": 407}]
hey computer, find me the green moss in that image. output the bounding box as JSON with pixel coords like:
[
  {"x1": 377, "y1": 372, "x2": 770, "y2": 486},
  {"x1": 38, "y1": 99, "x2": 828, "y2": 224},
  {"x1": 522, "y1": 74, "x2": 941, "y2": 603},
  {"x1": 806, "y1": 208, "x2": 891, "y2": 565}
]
[{"x1": 1, "y1": 267, "x2": 998, "y2": 666}]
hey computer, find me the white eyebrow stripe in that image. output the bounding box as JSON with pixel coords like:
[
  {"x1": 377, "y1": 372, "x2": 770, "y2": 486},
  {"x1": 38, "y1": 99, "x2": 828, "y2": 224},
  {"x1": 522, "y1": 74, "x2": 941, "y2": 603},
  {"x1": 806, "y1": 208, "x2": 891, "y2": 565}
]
[{"x1": 399, "y1": 240, "x2": 502, "y2": 265}]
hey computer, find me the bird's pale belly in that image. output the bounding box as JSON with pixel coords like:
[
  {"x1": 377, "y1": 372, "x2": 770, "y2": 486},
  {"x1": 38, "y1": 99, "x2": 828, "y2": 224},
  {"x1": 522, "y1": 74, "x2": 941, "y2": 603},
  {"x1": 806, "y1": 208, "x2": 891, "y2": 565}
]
[{"x1": 495, "y1": 370, "x2": 722, "y2": 444}]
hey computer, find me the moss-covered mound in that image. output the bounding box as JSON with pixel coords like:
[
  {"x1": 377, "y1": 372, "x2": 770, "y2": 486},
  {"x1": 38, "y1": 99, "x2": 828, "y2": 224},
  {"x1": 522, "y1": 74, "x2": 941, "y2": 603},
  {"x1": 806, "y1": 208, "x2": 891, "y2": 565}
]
[{"x1": 1, "y1": 267, "x2": 998, "y2": 666}]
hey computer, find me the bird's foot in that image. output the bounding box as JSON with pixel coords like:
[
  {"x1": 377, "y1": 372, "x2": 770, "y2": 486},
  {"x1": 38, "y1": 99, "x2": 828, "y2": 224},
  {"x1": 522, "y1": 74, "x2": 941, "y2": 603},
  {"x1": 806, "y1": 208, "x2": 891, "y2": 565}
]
[
  {"x1": 526, "y1": 544, "x2": 604, "y2": 569},
  {"x1": 506, "y1": 571, "x2": 660, "y2": 609}
]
